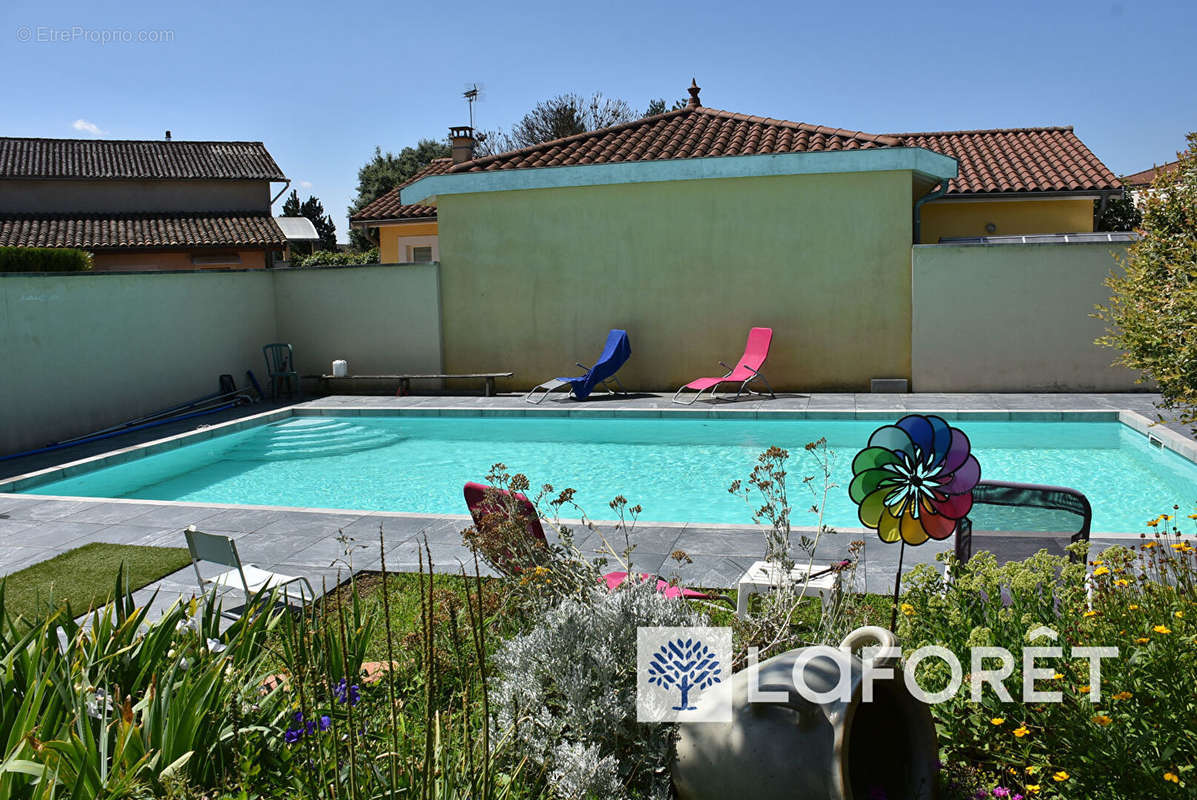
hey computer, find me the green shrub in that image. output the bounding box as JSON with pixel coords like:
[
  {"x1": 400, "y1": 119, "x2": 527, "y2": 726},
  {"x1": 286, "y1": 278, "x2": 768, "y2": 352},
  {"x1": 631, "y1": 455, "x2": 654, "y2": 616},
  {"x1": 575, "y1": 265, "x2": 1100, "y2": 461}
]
[
  {"x1": 291, "y1": 247, "x2": 379, "y2": 268},
  {"x1": 0, "y1": 246, "x2": 93, "y2": 272},
  {"x1": 1096, "y1": 132, "x2": 1197, "y2": 429},
  {"x1": 901, "y1": 513, "x2": 1197, "y2": 799}
]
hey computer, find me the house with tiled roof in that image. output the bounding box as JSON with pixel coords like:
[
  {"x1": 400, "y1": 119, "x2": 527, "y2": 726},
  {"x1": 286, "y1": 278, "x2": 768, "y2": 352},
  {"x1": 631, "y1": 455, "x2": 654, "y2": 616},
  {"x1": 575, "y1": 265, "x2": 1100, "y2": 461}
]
[
  {"x1": 386, "y1": 80, "x2": 1128, "y2": 392},
  {"x1": 1125, "y1": 159, "x2": 1179, "y2": 188},
  {"x1": 0, "y1": 136, "x2": 292, "y2": 270},
  {"x1": 349, "y1": 155, "x2": 454, "y2": 263}
]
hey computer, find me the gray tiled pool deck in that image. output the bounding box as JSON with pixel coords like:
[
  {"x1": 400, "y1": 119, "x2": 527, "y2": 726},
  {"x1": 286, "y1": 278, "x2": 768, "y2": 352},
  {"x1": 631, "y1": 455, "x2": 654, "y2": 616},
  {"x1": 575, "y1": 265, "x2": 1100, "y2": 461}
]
[{"x1": 0, "y1": 392, "x2": 1190, "y2": 620}]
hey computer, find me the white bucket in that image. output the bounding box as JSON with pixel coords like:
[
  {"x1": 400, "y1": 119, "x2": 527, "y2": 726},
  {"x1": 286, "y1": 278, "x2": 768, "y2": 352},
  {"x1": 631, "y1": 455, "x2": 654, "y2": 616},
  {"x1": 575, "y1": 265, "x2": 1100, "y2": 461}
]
[{"x1": 332, "y1": 360, "x2": 349, "y2": 378}]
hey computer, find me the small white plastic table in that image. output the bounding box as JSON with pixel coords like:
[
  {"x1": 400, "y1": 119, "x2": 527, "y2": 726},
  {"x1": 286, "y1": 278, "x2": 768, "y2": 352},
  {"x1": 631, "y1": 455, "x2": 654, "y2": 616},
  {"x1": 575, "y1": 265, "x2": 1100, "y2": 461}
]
[{"x1": 735, "y1": 560, "x2": 842, "y2": 618}]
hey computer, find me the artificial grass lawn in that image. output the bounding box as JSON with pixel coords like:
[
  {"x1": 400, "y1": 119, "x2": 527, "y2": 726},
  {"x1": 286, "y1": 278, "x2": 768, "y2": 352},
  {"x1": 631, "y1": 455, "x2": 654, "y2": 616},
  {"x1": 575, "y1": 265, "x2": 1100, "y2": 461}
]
[{"x1": 0, "y1": 542, "x2": 192, "y2": 621}]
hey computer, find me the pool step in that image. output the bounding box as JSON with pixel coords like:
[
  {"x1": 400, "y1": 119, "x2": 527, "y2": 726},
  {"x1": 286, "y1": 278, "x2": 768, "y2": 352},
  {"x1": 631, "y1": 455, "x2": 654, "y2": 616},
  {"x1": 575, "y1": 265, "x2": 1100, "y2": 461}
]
[{"x1": 224, "y1": 418, "x2": 401, "y2": 461}]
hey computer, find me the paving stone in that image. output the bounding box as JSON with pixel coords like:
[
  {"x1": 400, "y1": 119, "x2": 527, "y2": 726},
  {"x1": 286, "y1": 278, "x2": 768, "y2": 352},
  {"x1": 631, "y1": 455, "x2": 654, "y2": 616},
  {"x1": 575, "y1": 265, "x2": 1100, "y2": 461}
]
[
  {"x1": 2, "y1": 520, "x2": 105, "y2": 549},
  {"x1": 111, "y1": 504, "x2": 225, "y2": 529},
  {"x1": 7, "y1": 499, "x2": 102, "y2": 521},
  {"x1": 0, "y1": 545, "x2": 60, "y2": 576},
  {"x1": 57, "y1": 502, "x2": 160, "y2": 525},
  {"x1": 195, "y1": 508, "x2": 286, "y2": 534}
]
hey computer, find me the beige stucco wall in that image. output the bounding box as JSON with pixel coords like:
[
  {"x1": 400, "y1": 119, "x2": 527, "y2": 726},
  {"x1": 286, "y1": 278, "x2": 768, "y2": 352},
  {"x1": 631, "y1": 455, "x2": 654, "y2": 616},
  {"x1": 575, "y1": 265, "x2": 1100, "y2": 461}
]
[
  {"x1": 436, "y1": 171, "x2": 915, "y2": 392},
  {"x1": 0, "y1": 179, "x2": 272, "y2": 214},
  {"x1": 272, "y1": 264, "x2": 442, "y2": 377},
  {"x1": 0, "y1": 271, "x2": 277, "y2": 455},
  {"x1": 912, "y1": 242, "x2": 1140, "y2": 391}
]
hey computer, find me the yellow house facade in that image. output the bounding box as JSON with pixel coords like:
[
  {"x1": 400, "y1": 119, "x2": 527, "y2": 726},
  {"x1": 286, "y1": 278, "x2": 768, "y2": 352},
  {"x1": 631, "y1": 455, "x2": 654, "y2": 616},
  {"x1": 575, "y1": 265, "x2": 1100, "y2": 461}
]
[{"x1": 350, "y1": 157, "x2": 453, "y2": 263}]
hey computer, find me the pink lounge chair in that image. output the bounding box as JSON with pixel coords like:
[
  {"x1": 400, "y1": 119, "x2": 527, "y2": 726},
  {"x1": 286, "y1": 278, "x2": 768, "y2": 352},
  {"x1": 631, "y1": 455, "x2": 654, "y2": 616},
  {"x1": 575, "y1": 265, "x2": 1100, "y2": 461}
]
[
  {"x1": 673, "y1": 327, "x2": 777, "y2": 405},
  {"x1": 463, "y1": 482, "x2": 711, "y2": 600}
]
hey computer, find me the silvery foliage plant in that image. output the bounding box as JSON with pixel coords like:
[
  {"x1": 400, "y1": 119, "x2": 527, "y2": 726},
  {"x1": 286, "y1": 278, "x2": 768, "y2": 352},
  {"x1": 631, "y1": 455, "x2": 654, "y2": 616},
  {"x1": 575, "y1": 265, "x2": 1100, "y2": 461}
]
[{"x1": 490, "y1": 577, "x2": 707, "y2": 800}]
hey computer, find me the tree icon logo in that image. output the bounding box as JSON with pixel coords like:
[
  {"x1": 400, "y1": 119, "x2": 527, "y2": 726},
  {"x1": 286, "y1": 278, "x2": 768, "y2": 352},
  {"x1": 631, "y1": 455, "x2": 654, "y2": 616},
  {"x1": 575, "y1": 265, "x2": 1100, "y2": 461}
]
[{"x1": 646, "y1": 637, "x2": 722, "y2": 710}]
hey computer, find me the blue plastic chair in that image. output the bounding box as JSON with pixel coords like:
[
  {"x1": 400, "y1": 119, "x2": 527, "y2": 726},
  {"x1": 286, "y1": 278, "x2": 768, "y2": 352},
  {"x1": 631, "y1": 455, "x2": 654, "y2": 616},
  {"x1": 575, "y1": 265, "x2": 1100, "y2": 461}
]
[{"x1": 525, "y1": 329, "x2": 631, "y2": 403}]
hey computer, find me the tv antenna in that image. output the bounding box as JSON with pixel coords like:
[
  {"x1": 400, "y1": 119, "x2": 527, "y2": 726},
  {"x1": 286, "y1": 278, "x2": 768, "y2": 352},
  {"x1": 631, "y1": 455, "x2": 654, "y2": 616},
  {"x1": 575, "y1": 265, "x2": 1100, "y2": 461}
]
[{"x1": 463, "y1": 83, "x2": 485, "y2": 128}]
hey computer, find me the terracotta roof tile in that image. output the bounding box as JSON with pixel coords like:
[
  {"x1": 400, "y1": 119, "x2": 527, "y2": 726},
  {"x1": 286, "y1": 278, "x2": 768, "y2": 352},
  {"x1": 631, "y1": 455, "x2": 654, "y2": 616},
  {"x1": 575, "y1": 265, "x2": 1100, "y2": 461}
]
[
  {"x1": 892, "y1": 127, "x2": 1120, "y2": 194},
  {"x1": 0, "y1": 137, "x2": 285, "y2": 180},
  {"x1": 449, "y1": 107, "x2": 898, "y2": 174},
  {"x1": 1124, "y1": 160, "x2": 1179, "y2": 187},
  {"x1": 350, "y1": 158, "x2": 452, "y2": 222},
  {"x1": 0, "y1": 212, "x2": 287, "y2": 249},
  {"x1": 366, "y1": 108, "x2": 1119, "y2": 219}
]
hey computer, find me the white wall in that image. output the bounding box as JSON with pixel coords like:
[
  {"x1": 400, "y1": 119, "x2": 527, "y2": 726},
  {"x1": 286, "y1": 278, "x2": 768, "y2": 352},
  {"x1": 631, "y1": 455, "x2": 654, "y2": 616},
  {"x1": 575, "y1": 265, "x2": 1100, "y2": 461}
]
[{"x1": 912, "y1": 241, "x2": 1142, "y2": 391}]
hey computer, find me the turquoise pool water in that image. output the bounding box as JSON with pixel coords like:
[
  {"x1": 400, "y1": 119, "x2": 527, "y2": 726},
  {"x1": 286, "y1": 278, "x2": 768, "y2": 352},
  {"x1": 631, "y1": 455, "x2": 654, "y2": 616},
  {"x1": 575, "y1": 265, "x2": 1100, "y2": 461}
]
[{"x1": 20, "y1": 416, "x2": 1197, "y2": 533}]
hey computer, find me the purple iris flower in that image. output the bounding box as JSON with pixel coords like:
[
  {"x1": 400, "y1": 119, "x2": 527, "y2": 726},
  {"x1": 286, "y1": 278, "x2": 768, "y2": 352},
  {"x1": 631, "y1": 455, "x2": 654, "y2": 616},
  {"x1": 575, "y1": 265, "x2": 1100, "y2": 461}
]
[
  {"x1": 284, "y1": 728, "x2": 301, "y2": 744},
  {"x1": 319, "y1": 715, "x2": 332, "y2": 731},
  {"x1": 334, "y1": 678, "x2": 361, "y2": 706}
]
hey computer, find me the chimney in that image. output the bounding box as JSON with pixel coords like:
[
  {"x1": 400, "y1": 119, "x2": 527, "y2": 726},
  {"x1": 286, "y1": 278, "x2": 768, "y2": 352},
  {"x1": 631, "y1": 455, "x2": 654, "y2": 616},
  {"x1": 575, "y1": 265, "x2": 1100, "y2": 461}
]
[
  {"x1": 686, "y1": 78, "x2": 702, "y2": 109},
  {"x1": 165, "y1": 130, "x2": 172, "y2": 141},
  {"x1": 450, "y1": 126, "x2": 475, "y2": 163}
]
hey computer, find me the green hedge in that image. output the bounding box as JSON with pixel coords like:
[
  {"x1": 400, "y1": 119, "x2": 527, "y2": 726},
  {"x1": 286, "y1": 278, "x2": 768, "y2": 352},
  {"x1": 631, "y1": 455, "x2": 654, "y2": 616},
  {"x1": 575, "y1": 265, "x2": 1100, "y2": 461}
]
[
  {"x1": 0, "y1": 247, "x2": 94, "y2": 272},
  {"x1": 291, "y1": 247, "x2": 379, "y2": 268}
]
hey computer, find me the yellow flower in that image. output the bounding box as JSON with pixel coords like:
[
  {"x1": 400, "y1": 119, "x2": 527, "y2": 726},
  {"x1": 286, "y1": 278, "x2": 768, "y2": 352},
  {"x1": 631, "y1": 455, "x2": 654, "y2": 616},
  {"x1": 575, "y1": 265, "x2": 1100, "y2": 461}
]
[
  {"x1": 1135, "y1": 637, "x2": 1150, "y2": 644},
  {"x1": 1172, "y1": 543, "x2": 1186, "y2": 550},
  {"x1": 1163, "y1": 514, "x2": 1173, "y2": 521},
  {"x1": 1147, "y1": 519, "x2": 1160, "y2": 528},
  {"x1": 1116, "y1": 579, "x2": 1130, "y2": 587},
  {"x1": 900, "y1": 602, "x2": 915, "y2": 616},
  {"x1": 990, "y1": 717, "x2": 1006, "y2": 725},
  {"x1": 1113, "y1": 691, "x2": 1133, "y2": 700},
  {"x1": 1093, "y1": 565, "x2": 1110, "y2": 576},
  {"x1": 1078, "y1": 685, "x2": 1092, "y2": 694},
  {"x1": 1026, "y1": 766, "x2": 1038, "y2": 775},
  {"x1": 1083, "y1": 609, "x2": 1098, "y2": 618},
  {"x1": 1054, "y1": 770, "x2": 1070, "y2": 782},
  {"x1": 1013, "y1": 725, "x2": 1030, "y2": 738},
  {"x1": 1025, "y1": 785, "x2": 1040, "y2": 794},
  {"x1": 1154, "y1": 625, "x2": 1172, "y2": 635},
  {"x1": 1144, "y1": 541, "x2": 1158, "y2": 549},
  {"x1": 1164, "y1": 771, "x2": 1180, "y2": 784},
  {"x1": 1092, "y1": 714, "x2": 1113, "y2": 726},
  {"x1": 1052, "y1": 672, "x2": 1064, "y2": 680},
  {"x1": 1188, "y1": 513, "x2": 1197, "y2": 520},
  {"x1": 1129, "y1": 604, "x2": 1140, "y2": 610}
]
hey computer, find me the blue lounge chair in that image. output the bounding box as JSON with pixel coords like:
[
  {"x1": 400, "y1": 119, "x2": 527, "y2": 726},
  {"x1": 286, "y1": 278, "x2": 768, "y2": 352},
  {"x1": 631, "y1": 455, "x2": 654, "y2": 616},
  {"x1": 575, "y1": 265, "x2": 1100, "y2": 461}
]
[{"x1": 525, "y1": 329, "x2": 631, "y2": 404}]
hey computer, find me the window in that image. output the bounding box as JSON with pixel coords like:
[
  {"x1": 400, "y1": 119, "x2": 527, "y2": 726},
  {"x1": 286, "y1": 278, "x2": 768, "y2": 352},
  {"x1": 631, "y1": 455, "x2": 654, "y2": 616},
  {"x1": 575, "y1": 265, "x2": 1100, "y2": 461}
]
[{"x1": 408, "y1": 245, "x2": 433, "y2": 263}]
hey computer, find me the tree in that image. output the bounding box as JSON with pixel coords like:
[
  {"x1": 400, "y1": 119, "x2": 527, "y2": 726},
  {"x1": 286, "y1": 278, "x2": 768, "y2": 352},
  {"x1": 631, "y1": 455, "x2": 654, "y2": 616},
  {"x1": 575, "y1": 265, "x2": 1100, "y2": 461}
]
[
  {"x1": 646, "y1": 637, "x2": 722, "y2": 711},
  {"x1": 282, "y1": 190, "x2": 337, "y2": 253},
  {"x1": 643, "y1": 97, "x2": 687, "y2": 116},
  {"x1": 1095, "y1": 184, "x2": 1142, "y2": 232},
  {"x1": 1096, "y1": 133, "x2": 1197, "y2": 429},
  {"x1": 473, "y1": 92, "x2": 636, "y2": 157},
  {"x1": 346, "y1": 139, "x2": 450, "y2": 248}
]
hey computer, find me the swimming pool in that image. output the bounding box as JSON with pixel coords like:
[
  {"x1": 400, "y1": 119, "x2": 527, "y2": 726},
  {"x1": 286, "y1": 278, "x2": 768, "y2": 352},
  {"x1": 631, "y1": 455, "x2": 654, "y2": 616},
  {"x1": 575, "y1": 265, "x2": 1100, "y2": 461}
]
[{"x1": 14, "y1": 414, "x2": 1197, "y2": 534}]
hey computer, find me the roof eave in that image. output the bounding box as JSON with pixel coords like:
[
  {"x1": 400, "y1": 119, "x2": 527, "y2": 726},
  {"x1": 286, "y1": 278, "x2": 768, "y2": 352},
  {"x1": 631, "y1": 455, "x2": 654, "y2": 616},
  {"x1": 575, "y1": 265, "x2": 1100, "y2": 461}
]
[
  {"x1": 937, "y1": 189, "x2": 1114, "y2": 201},
  {"x1": 402, "y1": 147, "x2": 959, "y2": 205}
]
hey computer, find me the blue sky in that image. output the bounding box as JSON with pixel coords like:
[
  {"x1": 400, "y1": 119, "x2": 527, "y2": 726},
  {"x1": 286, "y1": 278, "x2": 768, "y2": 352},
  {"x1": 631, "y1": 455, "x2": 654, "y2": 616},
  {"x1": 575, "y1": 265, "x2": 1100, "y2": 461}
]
[{"x1": 2, "y1": 0, "x2": 1194, "y2": 242}]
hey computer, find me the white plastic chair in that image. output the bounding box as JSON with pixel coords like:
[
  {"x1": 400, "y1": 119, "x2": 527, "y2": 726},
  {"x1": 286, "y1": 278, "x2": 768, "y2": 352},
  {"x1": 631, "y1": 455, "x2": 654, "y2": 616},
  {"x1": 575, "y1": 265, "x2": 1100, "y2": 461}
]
[{"x1": 184, "y1": 527, "x2": 315, "y2": 607}]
